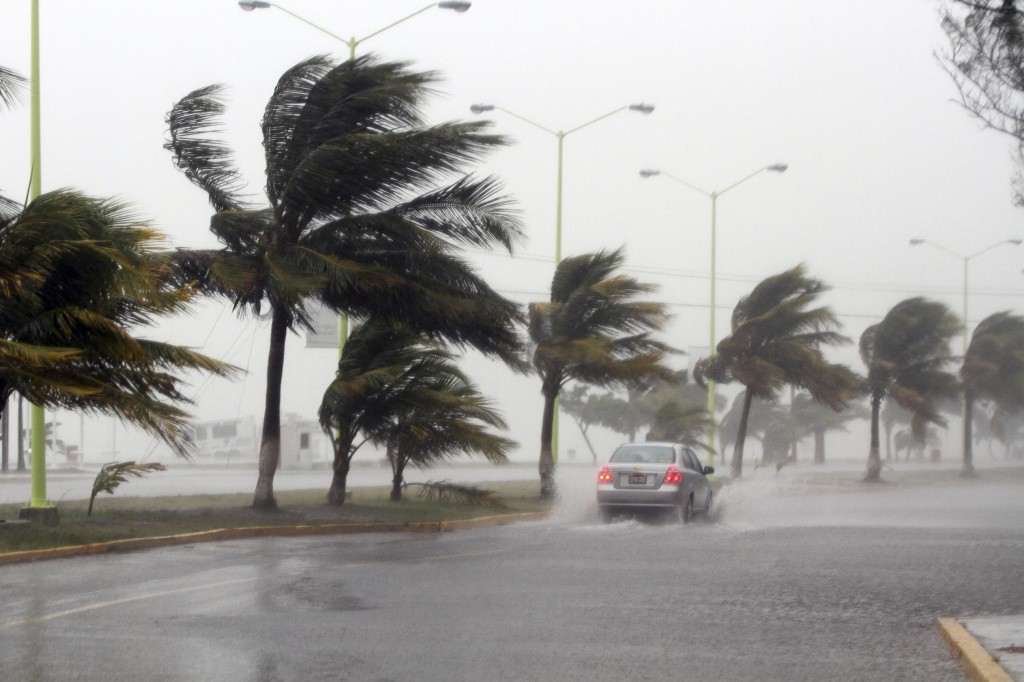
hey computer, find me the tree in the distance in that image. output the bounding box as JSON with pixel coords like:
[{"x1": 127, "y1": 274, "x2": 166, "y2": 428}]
[
  {"x1": 694, "y1": 265, "x2": 861, "y2": 478},
  {"x1": 960, "y1": 311, "x2": 1024, "y2": 474},
  {"x1": 860, "y1": 298, "x2": 960, "y2": 481}
]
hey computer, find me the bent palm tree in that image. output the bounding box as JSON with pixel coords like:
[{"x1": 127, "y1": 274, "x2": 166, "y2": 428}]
[
  {"x1": 530, "y1": 249, "x2": 677, "y2": 498},
  {"x1": 168, "y1": 55, "x2": 524, "y2": 509},
  {"x1": 860, "y1": 297, "x2": 959, "y2": 481},
  {"x1": 319, "y1": 320, "x2": 512, "y2": 503},
  {"x1": 694, "y1": 265, "x2": 861, "y2": 478},
  {"x1": 0, "y1": 190, "x2": 235, "y2": 452},
  {"x1": 961, "y1": 311, "x2": 1024, "y2": 474},
  {"x1": 383, "y1": 368, "x2": 513, "y2": 502}
]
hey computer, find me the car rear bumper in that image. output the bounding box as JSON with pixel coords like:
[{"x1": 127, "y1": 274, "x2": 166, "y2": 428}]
[{"x1": 596, "y1": 486, "x2": 681, "y2": 508}]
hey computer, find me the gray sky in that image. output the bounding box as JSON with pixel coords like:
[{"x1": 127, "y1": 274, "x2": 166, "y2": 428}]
[{"x1": 2, "y1": 1, "x2": 1022, "y2": 464}]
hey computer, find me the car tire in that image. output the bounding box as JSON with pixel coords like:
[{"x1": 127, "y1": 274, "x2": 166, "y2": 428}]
[
  {"x1": 679, "y1": 495, "x2": 693, "y2": 525},
  {"x1": 702, "y1": 492, "x2": 713, "y2": 520},
  {"x1": 599, "y1": 507, "x2": 615, "y2": 524}
]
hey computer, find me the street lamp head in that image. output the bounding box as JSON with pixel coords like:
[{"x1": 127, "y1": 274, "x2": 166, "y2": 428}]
[
  {"x1": 1009, "y1": 239, "x2": 1023, "y2": 245},
  {"x1": 238, "y1": 0, "x2": 271, "y2": 10},
  {"x1": 639, "y1": 169, "x2": 661, "y2": 178},
  {"x1": 629, "y1": 103, "x2": 655, "y2": 114},
  {"x1": 767, "y1": 163, "x2": 788, "y2": 172},
  {"x1": 909, "y1": 238, "x2": 925, "y2": 246},
  {"x1": 438, "y1": 1, "x2": 471, "y2": 11},
  {"x1": 469, "y1": 103, "x2": 494, "y2": 114}
]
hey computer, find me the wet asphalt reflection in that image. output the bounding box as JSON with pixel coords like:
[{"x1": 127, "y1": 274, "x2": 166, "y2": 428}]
[{"x1": 1, "y1": 475, "x2": 1023, "y2": 680}]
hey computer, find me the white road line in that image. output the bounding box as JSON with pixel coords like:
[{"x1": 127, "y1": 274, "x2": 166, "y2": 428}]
[
  {"x1": 0, "y1": 577, "x2": 257, "y2": 629},
  {"x1": 0, "y1": 548, "x2": 514, "y2": 629}
]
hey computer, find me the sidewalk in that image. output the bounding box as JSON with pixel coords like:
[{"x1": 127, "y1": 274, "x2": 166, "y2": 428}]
[{"x1": 939, "y1": 616, "x2": 1024, "y2": 681}]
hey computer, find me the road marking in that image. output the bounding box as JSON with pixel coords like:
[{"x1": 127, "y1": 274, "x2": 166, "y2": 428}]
[
  {"x1": 0, "y1": 578, "x2": 257, "y2": 630},
  {"x1": 0, "y1": 549, "x2": 514, "y2": 629}
]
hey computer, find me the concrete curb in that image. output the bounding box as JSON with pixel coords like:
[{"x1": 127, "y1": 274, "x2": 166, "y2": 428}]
[
  {"x1": 0, "y1": 511, "x2": 550, "y2": 566},
  {"x1": 938, "y1": 618, "x2": 1016, "y2": 682}
]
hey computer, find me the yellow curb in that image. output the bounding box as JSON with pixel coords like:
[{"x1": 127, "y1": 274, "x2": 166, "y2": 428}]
[
  {"x1": 440, "y1": 511, "x2": 549, "y2": 531},
  {"x1": 938, "y1": 618, "x2": 1015, "y2": 682},
  {"x1": 0, "y1": 512, "x2": 550, "y2": 566}
]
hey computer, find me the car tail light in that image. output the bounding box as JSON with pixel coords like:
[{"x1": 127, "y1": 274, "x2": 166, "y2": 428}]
[
  {"x1": 664, "y1": 465, "x2": 682, "y2": 485},
  {"x1": 597, "y1": 466, "x2": 612, "y2": 484}
]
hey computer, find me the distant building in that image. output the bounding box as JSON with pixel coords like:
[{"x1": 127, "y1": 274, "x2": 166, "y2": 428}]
[{"x1": 193, "y1": 414, "x2": 332, "y2": 468}]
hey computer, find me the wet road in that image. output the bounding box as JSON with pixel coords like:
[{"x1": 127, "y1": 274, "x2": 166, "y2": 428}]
[{"x1": 2, "y1": 478, "x2": 1023, "y2": 680}]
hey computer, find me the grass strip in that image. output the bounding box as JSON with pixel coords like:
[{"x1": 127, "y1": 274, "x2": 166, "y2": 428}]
[{"x1": 0, "y1": 480, "x2": 549, "y2": 554}]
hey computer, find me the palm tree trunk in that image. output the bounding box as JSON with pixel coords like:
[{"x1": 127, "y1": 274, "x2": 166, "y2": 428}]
[
  {"x1": 731, "y1": 388, "x2": 754, "y2": 478},
  {"x1": 253, "y1": 306, "x2": 288, "y2": 510},
  {"x1": 328, "y1": 455, "x2": 350, "y2": 506},
  {"x1": 813, "y1": 429, "x2": 825, "y2": 464},
  {"x1": 866, "y1": 392, "x2": 882, "y2": 482},
  {"x1": 390, "y1": 454, "x2": 406, "y2": 502},
  {"x1": 962, "y1": 392, "x2": 976, "y2": 477},
  {"x1": 539, "y1": 390, "x2": 557, "y2": 499}
]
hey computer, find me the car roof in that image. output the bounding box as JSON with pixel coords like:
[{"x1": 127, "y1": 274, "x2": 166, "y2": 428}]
[{"x1": 616, "y1": 442, "x2": 679, "y2": 448}]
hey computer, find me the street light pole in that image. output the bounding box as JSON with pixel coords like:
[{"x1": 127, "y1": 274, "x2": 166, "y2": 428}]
[
  {"x1": 640, "y1": 164, "x2": 788, "y2": 472},
  {"x1": 909, "y1": 237, "x2": 1022, "y2": 473},
  {"x1": 22, "y1": 0, "x2": 56, "y2": 523},
  {"x1": 238, "y1": 0, "x2": 472, "y2": 359},
  {"x1": 471, "y1": 102, "x2": 654, "y2": 465}
]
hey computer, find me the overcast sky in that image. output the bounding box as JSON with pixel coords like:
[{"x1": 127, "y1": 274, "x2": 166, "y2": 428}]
[{"x1": 3, "y1": 1, "x2": 1022, "y2": 465}]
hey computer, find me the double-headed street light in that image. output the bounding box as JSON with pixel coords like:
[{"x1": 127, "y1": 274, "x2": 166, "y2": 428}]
[
  {"x1": 639, "y1": 164, "x2": 788, "y2": 472},
  {"x1": 238, "y1": 1, "x2": 470, "y2": 60},
  {"x1": 470, "y1": 102, "x2": 654, "y2": 263},
  {"x1": 909, "y1": 237, "x2": 1022, "y2": 472},
  {"x1": 471, "y1": 102, "x2": 654, "y2": 466},
  {"x1": 239, "y1": 1, "x2": 471, "y2": 357}
]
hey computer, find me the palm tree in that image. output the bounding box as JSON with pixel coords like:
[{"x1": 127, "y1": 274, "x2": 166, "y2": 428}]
[
  {"x1": 961, "y1": 311, "x2": 1024, "y2": 474},
  {"x1": 694, "y1": 265, "x2": 861, "y2": 478},
  {"x1": 319, "y1": 320, "x2": 512, "y2": 503},
  {"x1": 167, "y1": 56, "x2": 525, "y2": 509},
  {"x1": 0, "y1": 190, "x2": 235, "y2": 453},
  {"x1": 529, "y1": 249, "x2": 676, "y2": 498},
  {"x1": 382, "y1": 365, "x2": 514, "y2": 502},
  {"x1": 789, "y1": 392, "x2": 869, "y2": 465},
  {"x1": 860, "y1": 297, "x2": 960, "y2": 481},
  {"x1": 646, "y1": 401, "x2": 711, "y2": 452},
  {"x1": 718, "y1": 393, "x2": 779, "y2": 459}
]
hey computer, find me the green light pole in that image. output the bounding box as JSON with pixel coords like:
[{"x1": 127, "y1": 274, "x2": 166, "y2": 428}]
[
  {"x1": 470, "y1": 102, "x2": 655, "y2": 466},
  {"x1": 639, "y1": 163, "x2": 788, "y2": 473},
  {"x1": 21, "y1": 0, "x2": 57, "y2": 524},
  {"x1": 909, "y1": 237, "x2": 1022, "y2": 474},
  {"x1": 239, "y1": 0, "x2": 472, "y2": 357}
]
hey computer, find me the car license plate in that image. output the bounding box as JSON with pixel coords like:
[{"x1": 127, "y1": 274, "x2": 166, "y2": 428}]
[{"x1": 628, "y1": 473, "x2": 647, "y2": 485}]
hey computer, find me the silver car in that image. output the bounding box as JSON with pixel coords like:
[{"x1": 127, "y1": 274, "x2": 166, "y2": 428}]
[{"x1": 596, "y1": 442, "x2": 714, "y2": 523}]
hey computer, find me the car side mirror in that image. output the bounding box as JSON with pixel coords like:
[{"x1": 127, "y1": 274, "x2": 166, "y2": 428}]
[{"x1": 703, "y1": 466, "x2": 715, "y2": 475}]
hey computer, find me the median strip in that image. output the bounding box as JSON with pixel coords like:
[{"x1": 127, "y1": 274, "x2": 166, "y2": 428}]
[{"x1": 0, "y1": 511, "x2": 550, "y2": 566}]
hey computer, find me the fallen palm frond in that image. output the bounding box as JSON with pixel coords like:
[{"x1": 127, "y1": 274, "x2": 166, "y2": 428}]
[
  {"x1": 88, "y1": 461, "x2": 167, "y2": 516},
  {"x1": 405, "y1": 480, "x2": 507, "y2": 508}
]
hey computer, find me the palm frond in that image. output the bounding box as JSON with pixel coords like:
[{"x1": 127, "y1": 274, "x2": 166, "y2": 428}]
[{"x1": 165, "y1": 84, "x2": 246, "y2": 212}]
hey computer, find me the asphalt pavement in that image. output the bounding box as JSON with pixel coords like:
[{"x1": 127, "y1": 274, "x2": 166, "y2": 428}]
[{"x1": 1, "y1": 472, "x2": 1023, "y2": 680}]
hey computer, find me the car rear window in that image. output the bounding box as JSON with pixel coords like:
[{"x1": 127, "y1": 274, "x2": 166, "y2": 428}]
[{"x1": 610, "y1": 446, "x2": 675, "y2": 464}]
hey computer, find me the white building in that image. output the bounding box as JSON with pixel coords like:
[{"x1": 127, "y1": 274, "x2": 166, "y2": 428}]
[{"x1": 193, "y1": 414, "x2": 332, "y2": 469}]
